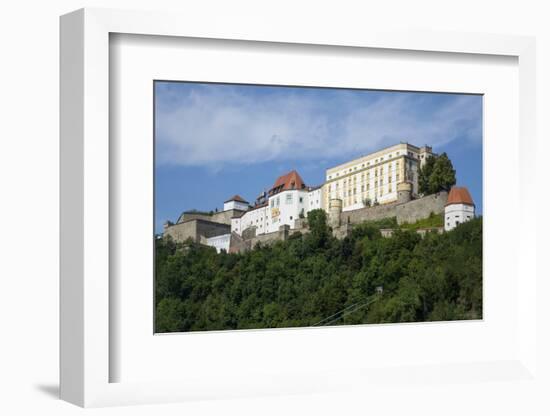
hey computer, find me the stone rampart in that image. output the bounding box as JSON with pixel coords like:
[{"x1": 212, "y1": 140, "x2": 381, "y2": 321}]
[
  {"x1": 177, "y1": 209, "x2": 245, "y2": 226},
  {"x1": 395, "y1": 192, "x2": 447, "y2": 224},
  {"x1": 164, "y1": 219, "x2": 230, "y2": 243},
  {"x1": 342, "y1": 191, "x2": 447, "y2": 226}
]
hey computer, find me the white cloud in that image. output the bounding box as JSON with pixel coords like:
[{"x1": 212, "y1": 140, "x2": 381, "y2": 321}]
[{"x1": 155, "y1": 86, "x2": 481, "y2": 167}]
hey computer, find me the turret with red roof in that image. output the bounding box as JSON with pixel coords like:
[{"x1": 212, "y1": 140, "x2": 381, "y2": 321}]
[{"x1": 444, "y1": 186, "x2": 475, "y2": 231}]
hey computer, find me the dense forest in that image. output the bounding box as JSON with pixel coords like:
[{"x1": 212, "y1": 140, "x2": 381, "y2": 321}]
[{"x1": 155, "y1": 210, "x2": 482, "y2": 332}]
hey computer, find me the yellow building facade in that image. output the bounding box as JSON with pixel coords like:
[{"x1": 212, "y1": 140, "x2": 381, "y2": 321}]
[{"x1": 323, "y1": 143, "x2": 433, "y2": 211}]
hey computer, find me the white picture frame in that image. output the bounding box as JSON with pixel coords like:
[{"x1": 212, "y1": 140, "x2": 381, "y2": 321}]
[{"x1": 60, "y1": 7, "x2": 538, "y2": 408}]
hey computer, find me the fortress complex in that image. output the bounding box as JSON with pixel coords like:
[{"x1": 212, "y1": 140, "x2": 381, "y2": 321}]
[{"x1": 163, "y1": 142, "x2": 475, "y2": 252}]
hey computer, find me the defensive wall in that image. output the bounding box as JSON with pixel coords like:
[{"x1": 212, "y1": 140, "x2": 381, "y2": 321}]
[
  {"x1": 176, "y1": 208, "x2": 244, "y2": 226},
  {"x1": 164, "y1": 218, "x2": 230, "y2": 243},
  {"x1": 338, "y1": 191, "x2": 448, "y2": 227}
]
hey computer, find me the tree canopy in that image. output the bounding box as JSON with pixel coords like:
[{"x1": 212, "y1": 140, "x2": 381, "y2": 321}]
[
  {"x1": 419, "y1": 152, "x2": 457, "y2": 195},
  {"x1": 155, "y1": 210, "x2": 482, "y2": 332}
]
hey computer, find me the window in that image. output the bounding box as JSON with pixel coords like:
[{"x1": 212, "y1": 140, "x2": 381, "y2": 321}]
[
  {"x1": 299, "y1": 197, "x2": 303, "y2": 203},
  {"x1": 270, "y1": 199, "x2": 274, "y2": 208},
  {"x1": 276, "y1": 197, "x2": 280, "y2": 206},
  {"x1": 290, "y1": 216, "x2": 293, "y2": 220},
  {"x1": 353, "y1": 188, "x2": 357, "y2": 195},
  {"x1": 286, "y1": 193, "x2": 293, "y2": 204}
]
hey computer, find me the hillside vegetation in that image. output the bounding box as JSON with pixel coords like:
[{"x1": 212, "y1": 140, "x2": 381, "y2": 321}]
[{"x1": 155, "y1": 210, "x2": 482, "y2": 332}]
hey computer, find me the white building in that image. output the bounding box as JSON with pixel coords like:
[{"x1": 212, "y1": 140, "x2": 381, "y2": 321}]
[
  {"x1": 444, "y1": 186, "x2": 475, "y2": 231},
  {"x1": 323, "y1": 142, "x2": 434, "y2": 211},
  {"x1": 223, "y1": 195, "x2": 250, "y2": 211},
  {"x1": 205, "y1": 233, "x2": 231, "y2": 253},
  {"x1": 231, "y1": 170, "x2": 324, "y2": 236}
]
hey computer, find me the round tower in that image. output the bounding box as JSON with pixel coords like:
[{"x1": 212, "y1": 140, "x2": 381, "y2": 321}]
[
  {"x1": 444, "y1": 186, "x2": 475, "y2": 231},
  {"x1": 328, "y1": 198, "x2": 342, "y2": 228},
  {"x1": 397, "y1": 182, "x2": 412, "y2": 204}
]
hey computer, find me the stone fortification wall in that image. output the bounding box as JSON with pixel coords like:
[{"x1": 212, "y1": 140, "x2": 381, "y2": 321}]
[
  {"x1": 394, "y1": 192, "x2": 448, "y2": 224},
  {"x1": 230, "y1": 225, "x2": 306, "y2": 253},
  {"x1": 379, "y1": 227, "x2": 444, "y2": 238},
  {"x1": 211, "y1": 209, "x2": 244, "y2": 225},
  {"x1": 248, "y1": 225, "x2": 290, "y2": 248},
  {"x1": 177, "y1": 209, "x2": 244, "y2": 226},
  {"x1": 164, "y1": 219, "x2": 230, "y2": 243},
  {"x1": 341, "y1": 191, "x2": 447, "y2": 226}
]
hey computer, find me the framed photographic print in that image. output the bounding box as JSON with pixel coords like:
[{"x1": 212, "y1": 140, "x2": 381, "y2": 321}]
[
  {"x1": 60, "y1": 8, "x2": 538, "y2": 408},
  {"x1": 154, "y1": 80, "x2": 483, "y2": 334}
]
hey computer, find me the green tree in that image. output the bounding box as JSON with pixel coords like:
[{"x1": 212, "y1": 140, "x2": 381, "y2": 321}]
[
  {"x1": 155, "y1": 298, "x2": 185, "y2": 332},
  {"x1": 155, "y1": 212, "x2": 482, "y2": 332},
  {"x1": 418, "y1": 155, "x2": 436, "y2": 194},
  {"x1": 305, "y1": 209, "x2": 331, "y2": 250},
  {"x1": 419, "y1": 153, "x2": 456, "y2": 194}
]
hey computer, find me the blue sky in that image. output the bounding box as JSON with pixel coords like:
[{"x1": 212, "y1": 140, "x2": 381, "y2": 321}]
[{"x1": 155, "y1": 81, "x2": 483, "y2": 234}]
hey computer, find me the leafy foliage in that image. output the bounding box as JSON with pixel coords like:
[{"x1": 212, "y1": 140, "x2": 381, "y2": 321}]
[
  {"x1": 400, "y1": 212, "x2": 444, "y2": 230},
  {"x1": 419, "y1": 153, "x2": 457, "y2": 195},
  {"x1": 155, "y1": 211, "x2": 482, "y2": 332}
]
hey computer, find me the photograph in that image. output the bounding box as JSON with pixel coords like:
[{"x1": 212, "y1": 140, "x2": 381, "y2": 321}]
[{"x1": 154, "y1": 81, "x2": 483, "y2": 333}]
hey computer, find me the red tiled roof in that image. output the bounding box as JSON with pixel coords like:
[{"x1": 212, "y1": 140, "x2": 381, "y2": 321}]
[
  {"x1": 224, "y1": 194, "x2": 249, "y2": 204},
  {"x1": 271, "y1": 170, "x2": 305, "y2": 193},
  {"x1": 446, "y1": 187, "x2": 474, "y2": 206}
]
